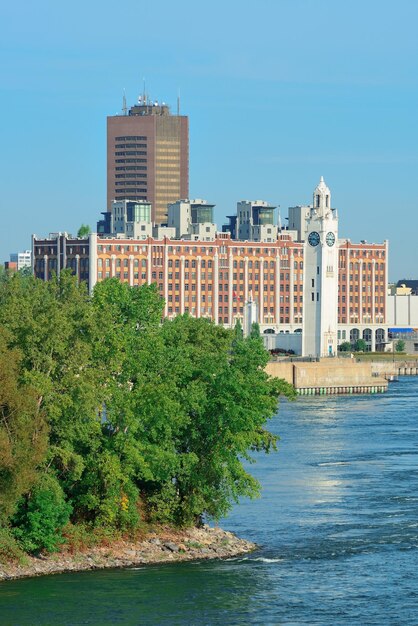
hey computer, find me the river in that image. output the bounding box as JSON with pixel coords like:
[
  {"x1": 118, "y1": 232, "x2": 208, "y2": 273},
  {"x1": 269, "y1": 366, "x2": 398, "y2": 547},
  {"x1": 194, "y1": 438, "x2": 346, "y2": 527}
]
[{"x1": 1, "y1": 377, "x2": 418, "y2": 625}]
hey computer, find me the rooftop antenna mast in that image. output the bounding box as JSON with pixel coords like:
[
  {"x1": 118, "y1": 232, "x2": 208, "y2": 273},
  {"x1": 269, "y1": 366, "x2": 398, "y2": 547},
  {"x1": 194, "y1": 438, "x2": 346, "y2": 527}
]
[
  {"x1": 177, "y1": 88, "x2": 180, "y2": 115},
  {"x1": 143, "y1": 77, "x2": 146, "y2": 105},
  {"x1": 122, "y1": 89, "x2": 127, "y2": 115}
]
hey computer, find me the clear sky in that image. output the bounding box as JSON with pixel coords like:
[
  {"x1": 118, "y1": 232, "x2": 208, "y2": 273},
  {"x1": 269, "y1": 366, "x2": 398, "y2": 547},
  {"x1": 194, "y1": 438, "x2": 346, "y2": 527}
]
[{"x1": 1, "y1": 0, "x2": 417, "y2": 280}]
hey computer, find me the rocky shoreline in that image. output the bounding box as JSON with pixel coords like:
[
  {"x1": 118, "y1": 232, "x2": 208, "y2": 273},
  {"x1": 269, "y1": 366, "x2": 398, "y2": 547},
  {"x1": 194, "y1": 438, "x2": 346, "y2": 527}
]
[{"x1": 0, "y1": 526, "x2": 256, "y2": 582}]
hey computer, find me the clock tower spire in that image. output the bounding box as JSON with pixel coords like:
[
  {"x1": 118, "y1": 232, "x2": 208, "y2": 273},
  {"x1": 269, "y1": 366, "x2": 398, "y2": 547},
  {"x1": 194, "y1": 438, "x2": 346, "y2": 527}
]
[{"x1": 313, "y1": 176, "x2": 331, "y2": 216}]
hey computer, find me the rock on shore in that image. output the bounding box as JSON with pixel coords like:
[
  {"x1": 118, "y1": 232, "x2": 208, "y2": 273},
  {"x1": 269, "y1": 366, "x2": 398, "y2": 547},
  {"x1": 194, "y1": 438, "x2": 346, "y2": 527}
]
[{"x1": 0, "y1": 526, "x2": 256, "y2": 582}]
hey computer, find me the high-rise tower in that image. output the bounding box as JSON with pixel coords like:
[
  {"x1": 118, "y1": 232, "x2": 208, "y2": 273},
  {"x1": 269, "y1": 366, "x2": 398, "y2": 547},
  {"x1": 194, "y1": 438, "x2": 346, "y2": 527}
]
[{"x1": 107, "y1": 95, "x2": 189, "y2": 225}]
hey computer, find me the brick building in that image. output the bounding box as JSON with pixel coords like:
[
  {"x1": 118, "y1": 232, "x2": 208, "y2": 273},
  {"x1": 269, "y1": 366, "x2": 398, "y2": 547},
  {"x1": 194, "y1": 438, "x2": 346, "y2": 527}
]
[{"x1": 32, "y1": 179, "x2": 389, "y2": 355}]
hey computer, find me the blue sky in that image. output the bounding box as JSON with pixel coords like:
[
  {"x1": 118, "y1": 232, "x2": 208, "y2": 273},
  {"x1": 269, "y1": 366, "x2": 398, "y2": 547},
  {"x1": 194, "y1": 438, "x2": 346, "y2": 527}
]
[{"x1": 1, "y1": 0, "x2": 417, "y2": 279}]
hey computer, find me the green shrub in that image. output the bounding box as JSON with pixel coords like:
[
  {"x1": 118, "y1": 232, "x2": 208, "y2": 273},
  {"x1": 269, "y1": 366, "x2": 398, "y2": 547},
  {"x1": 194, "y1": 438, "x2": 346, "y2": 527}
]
[
  {"x1": 12, "y1": 474, "x2": 72, "y2": 554},
  {"x1": 0, "y1": 527, "x2": 28, "y2": 564},
  {"x1": 338, "y1": 341, "x2": 352, "y2": 352}
]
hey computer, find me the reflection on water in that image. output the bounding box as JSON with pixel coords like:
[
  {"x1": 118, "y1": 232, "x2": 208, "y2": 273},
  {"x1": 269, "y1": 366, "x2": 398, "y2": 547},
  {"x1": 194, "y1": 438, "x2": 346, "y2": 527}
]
[{"x1": 2, "y1": 378, "x2": 418, "y2": 624}]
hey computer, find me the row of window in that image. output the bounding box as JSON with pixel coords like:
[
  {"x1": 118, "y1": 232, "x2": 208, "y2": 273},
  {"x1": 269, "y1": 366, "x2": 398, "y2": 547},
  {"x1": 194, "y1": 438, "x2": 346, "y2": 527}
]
[
  {"x1": 115, "y1": 174, "x2": 147, "y2": 179},
  {"x1": 339, "y1": 295, "x2": 386, "y2": 303},
  {"x1": 114, "y1": 188, "x2": 147, "y2": 193},
  {"x1": 115, "y1": 136, "x2": 147, "y2": 141},
  {"x1": 342, "y1": 250, "x2": 386, "y2": 258},
  {"x1": 342, "y1": 263, "x2": 386, "y2": 271},
  {"x1": 338, "y1": 308, "x2": 385, "y2": 315},
  {"x1": 115, "y1": 166, "x2": 147, "y2": 171},
  {"x1": 115, "y1": 182, "x2": 148, "y2": 187},
  {"x1": 115, "y1": 143, "x2": 147, "y2": 149},
  {"x1": 115, "y1": 159, "x2": 147, "y2": 163}
]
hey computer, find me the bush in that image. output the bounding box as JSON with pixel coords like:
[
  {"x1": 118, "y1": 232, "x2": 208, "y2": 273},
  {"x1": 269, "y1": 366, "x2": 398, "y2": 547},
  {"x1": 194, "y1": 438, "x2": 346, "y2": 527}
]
[
  {"x1": 354, "y1": 339, "x2": 367, "y2": 352},
  {"x1": 338, "y1": 341, "x2": 352, "y2": 352},
  {"x1": 12, "y1": 474, "x2": 72, "y2": 554},
  {"x1": 395, "y1": 340, "x2": 405, "y2": 353},
  {"x1": 0, "y1": 527, "x2": 28, "y2": 565}
]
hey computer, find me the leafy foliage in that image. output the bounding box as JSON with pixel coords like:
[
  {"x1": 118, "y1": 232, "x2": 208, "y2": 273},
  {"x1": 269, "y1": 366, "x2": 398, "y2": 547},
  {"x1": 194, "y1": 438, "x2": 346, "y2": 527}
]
[
  {"x1": 0, "y1": 272, "x2": 293, "y2": 557},
  {"x1": 395, "y1": 339, "x2": 405, "y2": 353},
  {"x1": 338, "y1": 341, "x2": 352, "y2": 352},
  {"x1": 0, "y1": 329, "x2": 47, "y2": 523},
  {"x1": 12, "y1": 474, "x2": 72, "y2": 554},
  {"x1": 77, "y1": 224, "x2": 91, "y2": 238},
  {"x1": 354, "y1": 338, "x2": 367, "y2": 352}
]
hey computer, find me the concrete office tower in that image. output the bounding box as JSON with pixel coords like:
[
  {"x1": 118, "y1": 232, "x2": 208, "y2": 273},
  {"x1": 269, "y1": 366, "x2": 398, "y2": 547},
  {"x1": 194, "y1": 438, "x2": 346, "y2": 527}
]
[{"x1": 107, "y1": 96, "x2": 189, "y2": 225}]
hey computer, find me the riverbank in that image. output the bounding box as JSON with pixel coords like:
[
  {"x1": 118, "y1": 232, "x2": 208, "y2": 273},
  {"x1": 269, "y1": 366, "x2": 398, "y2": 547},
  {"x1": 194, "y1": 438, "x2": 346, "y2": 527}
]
[{"x1": 0, "y1": 526, "x2": 256, "y2": 582}]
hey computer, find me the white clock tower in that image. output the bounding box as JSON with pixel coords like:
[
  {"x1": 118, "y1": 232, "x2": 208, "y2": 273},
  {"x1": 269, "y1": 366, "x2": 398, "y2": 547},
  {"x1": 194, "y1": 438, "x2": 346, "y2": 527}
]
[{"x1": 302, "y1": 177, "x2": 339, "y2": 357}]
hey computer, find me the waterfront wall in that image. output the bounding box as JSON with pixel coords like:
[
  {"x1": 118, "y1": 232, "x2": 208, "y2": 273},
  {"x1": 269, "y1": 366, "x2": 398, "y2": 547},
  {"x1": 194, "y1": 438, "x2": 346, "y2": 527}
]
[
  {"x1": 266, "y1": 359, "x2": 388, "y2": 395},
  {"x1": 370, "y1": 361, "x2": 418, "y2": 378}
]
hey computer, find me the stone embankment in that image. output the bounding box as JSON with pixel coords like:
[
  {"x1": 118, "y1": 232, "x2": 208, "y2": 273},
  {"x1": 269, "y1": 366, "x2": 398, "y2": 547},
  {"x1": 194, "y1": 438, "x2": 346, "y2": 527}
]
[{"x1": 0, "y1": 526, "x2": 256, "y2": 582}]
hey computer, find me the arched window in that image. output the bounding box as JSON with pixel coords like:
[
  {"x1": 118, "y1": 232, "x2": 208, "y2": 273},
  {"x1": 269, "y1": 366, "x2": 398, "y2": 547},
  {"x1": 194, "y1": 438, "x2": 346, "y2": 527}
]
[{"x1": 350, "y1": 328, "x2": 360, "y2": 343}]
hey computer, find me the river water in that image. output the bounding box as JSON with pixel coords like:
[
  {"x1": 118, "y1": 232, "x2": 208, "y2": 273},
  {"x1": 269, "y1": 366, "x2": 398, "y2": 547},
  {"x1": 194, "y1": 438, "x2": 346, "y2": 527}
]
[{"x1": 2, "y1": 378, "x2": 418, "y2": 625}]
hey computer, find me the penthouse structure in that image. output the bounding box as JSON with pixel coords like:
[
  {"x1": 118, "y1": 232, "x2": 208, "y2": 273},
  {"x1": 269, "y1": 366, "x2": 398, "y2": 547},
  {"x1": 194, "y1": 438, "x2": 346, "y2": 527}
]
[{"x1": 32, "y1": 179, "x2": 389, "y2": 356}]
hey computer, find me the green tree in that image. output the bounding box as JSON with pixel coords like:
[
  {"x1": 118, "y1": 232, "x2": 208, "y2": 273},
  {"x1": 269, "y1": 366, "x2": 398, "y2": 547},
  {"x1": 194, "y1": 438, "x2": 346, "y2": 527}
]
[
  {"x1": 0, "y1": 272, "x2": 111, "y2": 528},
  {"x1": 354, "y1": 338, "x2": 367, "y2": 352},
  {"x1": 234, "y1": 319, "x2": 244, "y2": 341},
  {"x1": 250, "y1": 322, "x2": 261, "y2": 338},
  {"x1": 117, "y1": 315, "x2": 295, "y2": 525},
  {"x1": 77, "y1": 224, "x2": 91, "y2": 238},
  {"x1": 0, "y1": 330, "x2": 47, "y2": 523},
  {"x1": 62, "y1": 278, "x2": 167, "y2": 527},
  {"x1": 0, "y1": 272, "x2": 293, "y2": 551},
  {"x1": 338, "y1": 341, "x2": 352, "y2": 352},
  {"x1": 12, "y1": 474, "x2": 72, "y2": 554},
  {"x1": 395, "y1": 339, "x2": 405, "y2": 353}
]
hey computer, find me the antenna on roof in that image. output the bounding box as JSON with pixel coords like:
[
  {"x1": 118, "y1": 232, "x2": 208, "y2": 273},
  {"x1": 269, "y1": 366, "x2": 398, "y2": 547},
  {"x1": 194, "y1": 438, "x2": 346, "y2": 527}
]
[
  {"x1": 177, "y1": 88, "x2": 180, "y2": 115},
  {"x1": 122, "y1": 89, "x2": 127, "y2": 115},
  {"x1": 143, "y1": 77, "x2": 146, "y2": 105}
]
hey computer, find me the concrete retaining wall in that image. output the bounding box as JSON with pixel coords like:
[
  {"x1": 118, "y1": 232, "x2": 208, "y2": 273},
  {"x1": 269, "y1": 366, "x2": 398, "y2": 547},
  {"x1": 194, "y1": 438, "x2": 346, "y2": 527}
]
[
  {"x1": 266, "y1": 359, "x2": 388, "y2": 394},
  {"x1": 265, "y1": 362, "x2": 294, "y2": 385}
]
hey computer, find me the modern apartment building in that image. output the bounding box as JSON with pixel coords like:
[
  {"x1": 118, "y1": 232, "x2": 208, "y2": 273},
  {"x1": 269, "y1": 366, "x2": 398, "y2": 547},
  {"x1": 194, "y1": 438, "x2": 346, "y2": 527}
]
[{"x1": 107, "y1": 97, "x2": 189, "y2": 225}]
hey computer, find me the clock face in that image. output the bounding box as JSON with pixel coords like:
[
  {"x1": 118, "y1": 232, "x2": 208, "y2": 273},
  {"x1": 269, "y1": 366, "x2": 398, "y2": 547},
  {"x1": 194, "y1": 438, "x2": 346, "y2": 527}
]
[
  {"x1": 326, "y1": 232, "x2": 335, "y2": 247},
  {"x1": 308, "y1": 231, "x2": 320, "y2": 247}
]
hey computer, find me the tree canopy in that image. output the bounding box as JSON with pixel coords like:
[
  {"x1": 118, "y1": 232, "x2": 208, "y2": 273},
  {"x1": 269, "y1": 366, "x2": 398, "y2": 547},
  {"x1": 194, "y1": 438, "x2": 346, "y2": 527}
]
[
  {"x1": 77, "y1": 224, "x2": 91, "y2": 238},
  {"x1": 0, "y1": 272, "x2": 294, "y2": 556}
]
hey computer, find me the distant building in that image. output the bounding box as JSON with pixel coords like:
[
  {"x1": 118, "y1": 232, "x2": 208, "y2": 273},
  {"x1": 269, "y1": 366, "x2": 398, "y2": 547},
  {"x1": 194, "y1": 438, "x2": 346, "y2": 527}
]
[
  {"x1": 107, "y1": 96, "x2": 189, "y2": 225},
  {"x1": 32, "y1": 234, "x2": 90, "y2": 283},
  {"x1": 32, "y1": 179, "x2": 389, "y2": 357},
  {"x1": 5, "y1": 250, "x2": 32, "y2": 272},
  {"x1": 236, "y1": 200, "x2": 278, "y2": 242},
  {"x1": 167, "y1": 199, "x2": 216, "y2": 241},
  {"x1": 387, "y1": 280, "x2": 418, "y2": 334},
  {"x1": 395, "y1": 279, "x2": 418, "y2": 295},
  {"x1": 98, "y1": 200, "x2": 153, "y2": 240}
]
